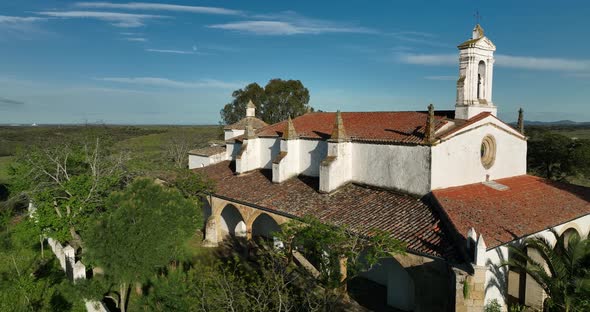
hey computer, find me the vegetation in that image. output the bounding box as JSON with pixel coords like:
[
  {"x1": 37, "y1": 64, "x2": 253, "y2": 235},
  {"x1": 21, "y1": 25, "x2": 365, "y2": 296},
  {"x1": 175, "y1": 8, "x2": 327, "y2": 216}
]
[
  {"x1": 220, "y1": 79, "x2": 314, "y2": 125},
  {"x1": 85, "y1": 179, "x2": 199, "y2": 312},
  {"x1": 501, "y1": 230, "x2": 590, "y2": 312}
]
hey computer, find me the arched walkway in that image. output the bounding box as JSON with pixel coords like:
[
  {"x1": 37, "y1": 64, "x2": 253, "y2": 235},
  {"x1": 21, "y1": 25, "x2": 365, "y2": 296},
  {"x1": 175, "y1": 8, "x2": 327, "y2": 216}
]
[
  {"x1": 251, "y1": 213, "x2": 281, "y2": 238},
  {"x1": 561, "y1": 227, "x2": 581, "y2": 248},
  {"x1": 220, "y1": 204, "x2": 247, "y2": 239},
  {"x1": 361, "y1": 257, "x2": 415, "y2": 311}
]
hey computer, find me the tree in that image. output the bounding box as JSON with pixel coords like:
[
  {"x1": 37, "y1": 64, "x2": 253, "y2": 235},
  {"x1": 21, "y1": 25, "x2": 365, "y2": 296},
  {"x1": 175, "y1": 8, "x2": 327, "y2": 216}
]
[
  {"x1": 85, "y1": 179, "x2": 199, "y2": 312},
  {"x1": 8, "y1": 135, "x2": 127, "y2": 249},
  {"x1": 527, "y1": 132, "x2": 590, "y2": 181},
  {"x1": 500, "y1": 230, "x2": 590, "y2": 312},
  {"x1": 276, "y1": 216, "x2": 406, "y2": 292},
  {"x1": 220, "y1": 79, "x2": 313, "y2": 125},
  {"x1": 220, "y1": 83, "x2": 265, "y2": 125}
]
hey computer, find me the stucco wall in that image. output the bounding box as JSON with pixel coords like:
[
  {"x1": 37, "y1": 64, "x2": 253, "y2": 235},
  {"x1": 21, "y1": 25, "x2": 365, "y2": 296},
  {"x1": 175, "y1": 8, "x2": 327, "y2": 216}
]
[
  {"x1": 298, "y1": 139, "x2": 327, "y2": 176},
  {"x1": 258, "y1": 137, "x2": 281, "y2": 169},
  {"x1": 431, "y1": 120, "x2": 526, "y2": 190},
  {"x1": 224, "y1": 129, "x2": 244, "y2": 141},
  {"x1": 189, "y1": 154, "x2": 210, "y2": 169},
  {"x1": 483, "y1": 213, "x2": 590, "y2": 309},
  {"x1": 352, "y1": 143, "x2": 431, "y2": 195}
]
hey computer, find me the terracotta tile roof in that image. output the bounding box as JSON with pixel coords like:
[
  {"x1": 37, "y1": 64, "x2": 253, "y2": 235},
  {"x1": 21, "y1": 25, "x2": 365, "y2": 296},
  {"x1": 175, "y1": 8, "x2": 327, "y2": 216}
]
[
  {"x1": 433, "y1": 175, "x2": 590, "y2": 249},
  {"x1": 233, "y1": 111, "x2": 455, "y2": 144},
  {"x1": 224, "y1": 117, "x2": 268, "y2": 130},
  {"x1": 194, "y1": 161, "x2": 460, "y2": 261},
  {"x1": 189, "y1": 145, "x2": 226, "y2": 157},
  {"x1": 437, "y1": 112, "x2": 524, "y2": 140}
]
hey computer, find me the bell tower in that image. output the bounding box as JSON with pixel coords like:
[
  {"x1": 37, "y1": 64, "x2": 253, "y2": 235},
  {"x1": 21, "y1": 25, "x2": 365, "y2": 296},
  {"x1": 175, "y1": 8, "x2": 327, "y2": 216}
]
[{"x1": 455, "y1": 24, "x2": 497, "y2": 120}]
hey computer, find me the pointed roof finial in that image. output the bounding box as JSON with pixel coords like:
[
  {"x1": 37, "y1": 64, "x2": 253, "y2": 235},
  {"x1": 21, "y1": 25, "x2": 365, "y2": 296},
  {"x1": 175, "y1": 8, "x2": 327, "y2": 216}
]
[
  {"x1": 329, "y1": 110, "x2": 347, "y2": 142},
  {"x1": 472, "y1": 23, "x2": 484, "y2": 39},
  {"x1": 517, "y1": 108, "x2": 524, "y2": 135},
  {"x1": 282, "y1": 116, "x2": 298, "y2": 140},
  {"x1": 246, "y1": 100, "x2": 256, "y2": 117},
  {"x1": 425, "y1": 104, "x2": 436, "y2": 143},
  {"x1": 247, "y1": 99, "x2": 255, "y2": 109}
]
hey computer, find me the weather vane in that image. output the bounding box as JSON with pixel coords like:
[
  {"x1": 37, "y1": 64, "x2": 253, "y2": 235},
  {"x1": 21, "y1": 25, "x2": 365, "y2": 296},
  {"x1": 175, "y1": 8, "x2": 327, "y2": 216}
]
[{"x1": 474, "y1": 10, "x2": 482, "y2": 24}]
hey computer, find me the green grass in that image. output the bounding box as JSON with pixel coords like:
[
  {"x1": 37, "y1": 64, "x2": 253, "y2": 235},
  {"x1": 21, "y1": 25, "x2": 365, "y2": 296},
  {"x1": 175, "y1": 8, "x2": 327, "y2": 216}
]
[{"x1": 0, "y1": 156, "x2": 14, "y2": 184}]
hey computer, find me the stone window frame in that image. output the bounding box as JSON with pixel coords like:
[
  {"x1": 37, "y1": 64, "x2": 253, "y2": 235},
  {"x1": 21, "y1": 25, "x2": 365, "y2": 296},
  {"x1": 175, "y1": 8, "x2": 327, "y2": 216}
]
[{"x1": 480, "y1": 135, "x2": 496, "y2": 169}]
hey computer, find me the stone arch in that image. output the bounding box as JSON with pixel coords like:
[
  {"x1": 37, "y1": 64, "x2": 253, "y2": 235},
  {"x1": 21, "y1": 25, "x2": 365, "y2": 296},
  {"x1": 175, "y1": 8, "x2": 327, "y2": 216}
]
[
  {"x1": 251, "y1": 213, "x2": 282, "y2": 239},
  {"x1": 220, "y1": 204, "x2": 247, "y2": 239},
  {"x1": 202, "y1": 198, "x2": 212, "y2": 226},
  {"x1": 478, "y1": 60, "x2": 486, "y2": 99},
  {"x1": 560, "y1": 227, "x2": 581, "y2": 249}
]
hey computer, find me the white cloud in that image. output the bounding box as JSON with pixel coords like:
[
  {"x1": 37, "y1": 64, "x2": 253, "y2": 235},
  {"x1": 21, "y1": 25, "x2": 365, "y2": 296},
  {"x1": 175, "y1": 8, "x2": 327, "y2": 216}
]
[
  {"x1": 397, "y1": 53, "x2": 456, "y2": 66},
  {"x1": 75, "y1": 2, "x2": 242, "y2": 16},
  {"x1": 124, "y1": 37, "x2": 147, "y2": 42},
  {"x1": 146, "y1": 48, "x2": 194, "y2": 54},
  {"x1": 208, "y1": 20, "x2": 375, "y2": 35},
  {"x1": 37, "y1": 11, "x2": 165, "y2": 27},
  {"x1": 424, "y1": 76, "x2": 456, "y2": 81},
  {"x1": 398, "y1": 53, "x2": 590, "y2": 72},
  {"x1": 0, "y1": 16, "x2": 45, "y2": 23},
  {"x1": 97, "y1": 77, "x2": 243, "y2": 89}
]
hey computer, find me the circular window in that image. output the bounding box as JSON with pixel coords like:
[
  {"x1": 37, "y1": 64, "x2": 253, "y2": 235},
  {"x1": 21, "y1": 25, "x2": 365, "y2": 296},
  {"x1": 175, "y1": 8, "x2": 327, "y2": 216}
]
[{"x1": 480, "y1": 135, "x2": 496, "y2": 169}]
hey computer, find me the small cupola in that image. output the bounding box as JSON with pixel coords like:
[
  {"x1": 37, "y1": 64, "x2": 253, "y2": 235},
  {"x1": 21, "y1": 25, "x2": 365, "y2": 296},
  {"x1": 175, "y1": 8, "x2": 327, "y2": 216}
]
[{"x1": 246, "y1": 99, "x2": 256, "y2": 117}]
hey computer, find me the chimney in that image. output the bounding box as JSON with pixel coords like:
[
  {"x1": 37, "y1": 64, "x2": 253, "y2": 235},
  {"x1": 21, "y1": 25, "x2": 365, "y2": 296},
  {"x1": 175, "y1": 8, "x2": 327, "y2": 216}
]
[
  {"x1": 245, "y1": 118, "x2": 257, "y2": 139},
  {"x1": 329, "y1": 111, "x2": 347, "y2": 142},
  {"x1": 517, "y1": 108, "x2": 524, "y2": 135},
  {"x1": 246, "y1": 100, "x2": 256, "y2": 118},
  {"x1": 425, "y1": 104, "x2": 435, "y2": 143},
  {"x1": 282, "y1": 116, "x2": 298, "y2": 140}
]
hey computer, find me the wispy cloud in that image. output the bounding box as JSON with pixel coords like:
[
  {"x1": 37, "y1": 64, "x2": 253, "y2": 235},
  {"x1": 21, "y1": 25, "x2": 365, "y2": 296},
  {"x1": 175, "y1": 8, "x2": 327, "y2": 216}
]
[
  {"x1": 124, "y1": 37, "x2": 147, "y2": 42},
  {"x1": 398, "y1": 52, "x2": 590, "y2": 73},
  {"x1": 0, "y1": 15, "x2": 48, "y2": 39},
  {"x1": 145, "y1": 48, "x2": 195, "y2": 55},
  {"x1": 424, "y1": 75, "x2": 456, "y2": 81},
  {"x1": 388, "y1": 31, "x2": 449, "y2": 48},
  {"x1": 0, "y1": 96, "x2": 25, "y2": 106},
  {"x1": 75, "y1": 2, "x2": 242, "y2": 16},
  {"x1": 37, "y1": 11, "x2": 165, "y2": 27},
  {"x1": 97, "y1": 77, "x2": 243, "y2": 89},
  {"x1": 208, "y1": 11, "x2": 376, "y2": 36},
  {"x1": 208, "y1": 20, "x2": 375, "y2": 35}
]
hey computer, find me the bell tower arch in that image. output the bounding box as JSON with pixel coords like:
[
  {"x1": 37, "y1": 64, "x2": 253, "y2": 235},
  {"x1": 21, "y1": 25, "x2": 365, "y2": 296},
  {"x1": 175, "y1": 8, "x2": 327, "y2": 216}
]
[{"x1": 455, "y1": 24, "x2": 497, "y2": 120}]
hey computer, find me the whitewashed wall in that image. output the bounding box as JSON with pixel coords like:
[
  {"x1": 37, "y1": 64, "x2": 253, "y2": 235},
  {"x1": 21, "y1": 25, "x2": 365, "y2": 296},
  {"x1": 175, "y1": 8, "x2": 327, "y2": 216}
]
[
  {"x1": 188, "y1": 152, "x2": 227, "y2": 169},
  {"x1": 298, "y1": 139, "x2": 327, "y2": 176},
  {"x1": 431, "y1": 118, "x2": 526, "y2": 190},
  {"x1": 257, "y1": 138, "x2": 280, "y2": 169},
  {"x1": 483, "y1": 214, "x2": 590, "y2": 309},
  {"x1": 224, "y1": 129, "x2": 245, "y2": 141},
  {"x1": 352, "y1": 143, "x2": 431, "y2": 195}
]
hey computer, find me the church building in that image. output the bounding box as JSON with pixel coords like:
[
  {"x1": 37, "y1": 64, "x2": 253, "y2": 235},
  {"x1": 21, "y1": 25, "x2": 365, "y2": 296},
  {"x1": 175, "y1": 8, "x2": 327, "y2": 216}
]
[{"x1": 191, "y1": 24, "x2": 590, "y2": 311}]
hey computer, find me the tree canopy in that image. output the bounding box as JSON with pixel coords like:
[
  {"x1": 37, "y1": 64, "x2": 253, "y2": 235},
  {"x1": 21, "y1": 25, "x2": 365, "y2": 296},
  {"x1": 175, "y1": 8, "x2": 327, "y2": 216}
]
[
  {"x1": 85, "y1": 179, "x2": 199, "y2": 312},
  {"x1": 527, "y1": 131, "x2": 590, "y2": 181},
  {"x1": 220, "y1": 79, "x2": 313, "y2": 125}
]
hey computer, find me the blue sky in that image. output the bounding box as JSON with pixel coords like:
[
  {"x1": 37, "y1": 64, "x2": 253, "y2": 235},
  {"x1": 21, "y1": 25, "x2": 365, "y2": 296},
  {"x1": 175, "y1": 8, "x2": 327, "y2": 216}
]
[{"x1": 1, "y1": 1, "x2": 589, "y2": 124}]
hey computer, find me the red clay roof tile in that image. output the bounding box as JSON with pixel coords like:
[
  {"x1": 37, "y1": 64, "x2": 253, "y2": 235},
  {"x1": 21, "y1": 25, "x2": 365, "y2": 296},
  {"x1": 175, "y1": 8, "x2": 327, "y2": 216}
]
[{"x1": 433, "y1": 175, "x2": 590, "y2": 249}]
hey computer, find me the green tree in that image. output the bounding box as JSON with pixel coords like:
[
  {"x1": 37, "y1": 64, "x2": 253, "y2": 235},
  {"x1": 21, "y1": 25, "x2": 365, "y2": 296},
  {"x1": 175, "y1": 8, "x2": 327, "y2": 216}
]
[
  {"x1": 8, "y1": 136, "x2": 127, "y2": 249},
  {"x1": 220, "y1": 83, "x2": 265, "y2": 125},
  {"x1": 220, "y1": 79, "x2": 313, "y2": 125},
  {"x1": 85, "y1": 179, "x2": 199, "y2": 312},
  {"x1": 527, "y1": 132, "x2": 590, "y2": 181},
  {"x1": 501, "y1": 230, "x2": 590, "y2": 312},
  {"x1": 277, "y1": 216, "x2": 406, "y2": 292}
]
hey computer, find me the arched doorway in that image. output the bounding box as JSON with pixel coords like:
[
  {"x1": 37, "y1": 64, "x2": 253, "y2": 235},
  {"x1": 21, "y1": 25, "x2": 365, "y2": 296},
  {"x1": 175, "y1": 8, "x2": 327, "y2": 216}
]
[
  {"x1": 220, "y1": 204, "x2": 246, "y2": 239},
  {"x1": 251, "y1": 213, "x2": 281, "y2": 238}
]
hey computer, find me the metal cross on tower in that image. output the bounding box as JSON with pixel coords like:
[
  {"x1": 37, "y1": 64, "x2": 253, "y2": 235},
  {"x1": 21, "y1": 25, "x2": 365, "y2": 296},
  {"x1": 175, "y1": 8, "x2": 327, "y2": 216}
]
[{"x1": 474, "y1": 10, "x2": 482, "y2": 24}]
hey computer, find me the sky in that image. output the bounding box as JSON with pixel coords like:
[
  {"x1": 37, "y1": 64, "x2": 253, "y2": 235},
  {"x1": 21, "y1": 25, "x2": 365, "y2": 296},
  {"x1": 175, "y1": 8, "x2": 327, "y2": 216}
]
[{"x1": 1, "y1": 1, "x2": 589, "y2": 125}]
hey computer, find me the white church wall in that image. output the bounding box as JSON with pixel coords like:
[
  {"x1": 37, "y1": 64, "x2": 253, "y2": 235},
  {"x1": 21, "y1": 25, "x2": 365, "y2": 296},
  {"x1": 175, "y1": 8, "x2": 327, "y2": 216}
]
[
  {"x1": 352, "y1": 143, "x2": 431, "y2": 195},
  {"x1": 227, "y1": 142, "x2": 240, "y2": 160},
  {"x1": 224, "y1": 129, "x2": 244, "y2": 141},
  {"x1": 188, "y1": 152, "x2": 228, "y2": 169},
  {"x1": 298, "y1": 139, "x2": 327, "y2": 177},
  {"x1": 431, "y1": 119, "x2": 526, "y2": 190},
  {"x1": 257, "y1": 137, "x2": 280, "y2": 169},
  {"x1": 482, "y1": 214, "x2": 590, "y2": 309}
]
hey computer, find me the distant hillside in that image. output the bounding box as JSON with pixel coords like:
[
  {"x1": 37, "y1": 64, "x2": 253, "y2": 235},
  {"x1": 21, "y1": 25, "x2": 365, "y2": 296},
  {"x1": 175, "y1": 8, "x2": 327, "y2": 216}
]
[{"x1": 523, "y1": 120, "x2": 590, "y2": 126}]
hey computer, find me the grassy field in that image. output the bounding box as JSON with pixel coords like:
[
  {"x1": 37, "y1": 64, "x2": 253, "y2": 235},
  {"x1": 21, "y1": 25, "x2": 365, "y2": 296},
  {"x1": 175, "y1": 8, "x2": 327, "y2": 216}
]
[{"x1": 0, "y1": 125, "x2": 222, "y2": 185}]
